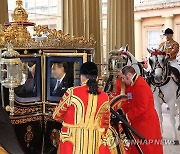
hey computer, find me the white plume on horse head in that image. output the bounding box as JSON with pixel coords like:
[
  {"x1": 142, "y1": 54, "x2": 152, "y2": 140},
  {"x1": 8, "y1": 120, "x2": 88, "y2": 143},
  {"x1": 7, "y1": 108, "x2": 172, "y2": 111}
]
[
  {"x1": 119, "y1": 46, "x2": 124, "y2": 51},
  {"x1": 118, "y1": 44, "x2": 145, "y2": 75},
  {"x1": 119, "y1": 44, "x2": 129, "y2": 52},
  {"x1": 125, "y1": 44, "x2": 128, "y2": 52}
]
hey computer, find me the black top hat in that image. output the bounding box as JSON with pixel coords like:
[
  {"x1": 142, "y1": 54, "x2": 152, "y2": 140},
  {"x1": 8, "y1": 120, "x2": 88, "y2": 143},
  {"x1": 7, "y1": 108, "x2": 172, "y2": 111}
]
[
  {"x1": 80, "y1": 62, "x2": 98, "y2": 76},
  {"x1": 164, "y1": 28, "x2": 174, "y2": 35}
]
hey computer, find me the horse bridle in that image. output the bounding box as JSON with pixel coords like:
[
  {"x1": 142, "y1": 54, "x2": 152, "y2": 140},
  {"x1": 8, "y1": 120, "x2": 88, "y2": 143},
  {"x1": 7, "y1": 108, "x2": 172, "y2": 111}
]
[
  {"x1": 149, "y1": 51, "x2": 171, "y2": 104},
  {"x1": 149, "y1": 51, "x2": 168, "y2": 83},
  {"x1": 150, "y1": 52, "x2": 169, "y2": 84}
]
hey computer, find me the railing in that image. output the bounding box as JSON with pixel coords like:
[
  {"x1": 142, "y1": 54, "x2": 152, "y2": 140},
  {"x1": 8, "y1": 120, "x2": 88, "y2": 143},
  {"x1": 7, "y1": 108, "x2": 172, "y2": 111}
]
[{"x1": 134, "y1": 0, "x2": 180, "y2": 6}]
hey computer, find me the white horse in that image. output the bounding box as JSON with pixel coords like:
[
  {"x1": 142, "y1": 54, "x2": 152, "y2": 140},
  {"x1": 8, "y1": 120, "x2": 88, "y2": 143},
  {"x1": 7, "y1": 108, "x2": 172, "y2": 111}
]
[
  {"x1": 147, "y1": 48, "x2": 180, "y2": 144},
  {"x1": 118, "y1": 44, "x2": 146, "y2": 77}
]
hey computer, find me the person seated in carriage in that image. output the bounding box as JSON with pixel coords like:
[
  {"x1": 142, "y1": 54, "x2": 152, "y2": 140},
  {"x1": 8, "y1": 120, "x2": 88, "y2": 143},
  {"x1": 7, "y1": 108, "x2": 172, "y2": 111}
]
[
  {"x1": 15, "y1": 63, "x2": 37, "y2": 98},
  {"x1": 50, "y1": 62, "x2": 69, "y2": 97}
]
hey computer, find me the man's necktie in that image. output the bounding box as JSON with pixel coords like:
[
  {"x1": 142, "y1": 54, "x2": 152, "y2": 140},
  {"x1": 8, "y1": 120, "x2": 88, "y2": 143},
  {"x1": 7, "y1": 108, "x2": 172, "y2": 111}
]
[{"x1": 54, "y1": 80, "x2": 61, "y2": 91}]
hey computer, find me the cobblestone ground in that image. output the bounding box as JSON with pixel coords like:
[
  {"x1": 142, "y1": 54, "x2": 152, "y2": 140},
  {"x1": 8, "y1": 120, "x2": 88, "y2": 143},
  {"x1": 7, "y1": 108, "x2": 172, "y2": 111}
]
[{"x1": 162, "y1": 104, "x2": 180, "y2": 154}]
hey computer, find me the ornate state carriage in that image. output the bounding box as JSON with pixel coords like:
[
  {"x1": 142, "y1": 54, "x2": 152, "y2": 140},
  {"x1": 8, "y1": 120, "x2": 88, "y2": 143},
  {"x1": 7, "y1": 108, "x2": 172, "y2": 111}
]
[
  {"x1": 0, "y1": 1, "x2": 95, "y2": 153},
  {"x1": 0, "y1": 1, "x2": 140, "y2": 154}
]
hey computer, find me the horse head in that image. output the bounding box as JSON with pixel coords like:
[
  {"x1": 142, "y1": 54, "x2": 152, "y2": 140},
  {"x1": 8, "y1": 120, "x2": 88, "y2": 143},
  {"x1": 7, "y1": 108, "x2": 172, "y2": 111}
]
[
  {"x1": 119, "y1": 44, "x2": 146, "y2": 76},
  {"x1": 118, "y1": 44, "x2": 132, "y2": 66},
  {"x1": 147, "y1": 47, "x2": 169, "y2": 84}
]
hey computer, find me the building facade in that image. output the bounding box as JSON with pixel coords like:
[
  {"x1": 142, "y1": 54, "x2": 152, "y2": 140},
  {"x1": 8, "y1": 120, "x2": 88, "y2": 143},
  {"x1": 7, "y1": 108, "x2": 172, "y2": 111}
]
[{"x1": 134, "y1": 0, "x2": 180, "y2": 61}]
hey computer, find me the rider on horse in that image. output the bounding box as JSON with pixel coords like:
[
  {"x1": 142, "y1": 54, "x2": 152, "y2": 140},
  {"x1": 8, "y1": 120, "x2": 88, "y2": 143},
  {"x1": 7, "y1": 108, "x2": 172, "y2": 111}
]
[
  {"x1": 158, "y1": 28, "x2": 180, "y2": 97},
  {"x1": 158, "y1": 28, "x2": 180, "y2": 84}
]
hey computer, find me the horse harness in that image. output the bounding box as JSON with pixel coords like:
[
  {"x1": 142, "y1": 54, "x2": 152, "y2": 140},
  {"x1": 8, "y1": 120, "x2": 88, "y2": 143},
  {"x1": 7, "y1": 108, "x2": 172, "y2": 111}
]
[
  {"x1": 149, "y1": 52, "x2": 180, "y2": 103},
  {"x1": 151, "y1": 61, "x2": 170, "y2": 104}
]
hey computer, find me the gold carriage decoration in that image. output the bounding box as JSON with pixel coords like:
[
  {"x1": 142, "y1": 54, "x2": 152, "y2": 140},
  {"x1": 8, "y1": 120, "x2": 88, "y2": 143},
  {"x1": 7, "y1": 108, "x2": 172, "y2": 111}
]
[
  {"x1": 0, "y1": 0, "x2": 96, "y2": 50},
  {"x1": 0, "y1": 0, "x2": 96, "y2": 119},
  {"x1": 0, "y1": 0, "x2": 95, "y2": 113},
  {"x1": 0, "y1": 0, "x2": 96, "y2": 107}
]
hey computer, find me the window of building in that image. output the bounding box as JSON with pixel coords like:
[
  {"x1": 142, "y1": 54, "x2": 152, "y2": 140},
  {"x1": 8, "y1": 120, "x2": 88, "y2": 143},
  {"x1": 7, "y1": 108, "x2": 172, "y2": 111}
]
[
  {"x1": 8, "y1": 0, "x2": 63, "y2": 35},
  {"x1": 148, "y1": 30, "x2": 161, "y2": 49},
  {"x1": 176, "y1": 24, "x2": 180, "y2": 44},
  {"x1": 100, "y1": 0, "x2": 108, "y2": 64}
]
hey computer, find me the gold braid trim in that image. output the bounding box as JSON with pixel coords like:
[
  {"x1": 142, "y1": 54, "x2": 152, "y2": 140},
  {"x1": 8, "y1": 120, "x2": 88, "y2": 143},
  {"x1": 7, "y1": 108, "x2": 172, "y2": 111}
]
[
  {"x1": 95, "y1": 101, "x2": 110, "y2": 147},
  {"x1": 52, "y1": 87, "x2": 73, "y2": 119},
  {"x1": 60, "y1": 94, "x2": 109, "y2": 154},
  {"x1": 0, "y1": 147, "x2": 8, "y2": 154}
]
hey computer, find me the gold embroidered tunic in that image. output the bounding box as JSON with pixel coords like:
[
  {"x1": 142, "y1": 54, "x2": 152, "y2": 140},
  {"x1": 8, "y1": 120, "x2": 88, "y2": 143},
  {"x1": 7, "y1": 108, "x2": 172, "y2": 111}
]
[
  {"x1": 53, "y1": 84, "x2": 111, "y2": 154},
  {"x1": 159, "y1": 39, "x2": 179, "y2": 60}
]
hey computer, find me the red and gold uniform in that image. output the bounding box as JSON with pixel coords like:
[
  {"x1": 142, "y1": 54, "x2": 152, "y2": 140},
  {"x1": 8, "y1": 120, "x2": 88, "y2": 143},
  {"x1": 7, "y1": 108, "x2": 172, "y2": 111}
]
[
  {"x1": 120, "y1": 75, "x2": 163, "y2": 154},
  {"x1": 159, "y1": 39, "x2": 179, "y2": 60},
  {"x1": 53, "y1": 82, "x2": 111, "y2": 154}
]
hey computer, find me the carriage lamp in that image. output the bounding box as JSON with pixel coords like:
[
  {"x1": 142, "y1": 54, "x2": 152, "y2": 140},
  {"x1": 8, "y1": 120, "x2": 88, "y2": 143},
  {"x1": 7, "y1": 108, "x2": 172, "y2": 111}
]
[
  {"x1": 108, "y1": 48, "x2": 126, "y2": 92},
  {"x1": 108, "y1": 49, "x2": 126, "y2": 73},
  {"x1": 0, "y1": 42, "x2": 24, "y2": 115}
]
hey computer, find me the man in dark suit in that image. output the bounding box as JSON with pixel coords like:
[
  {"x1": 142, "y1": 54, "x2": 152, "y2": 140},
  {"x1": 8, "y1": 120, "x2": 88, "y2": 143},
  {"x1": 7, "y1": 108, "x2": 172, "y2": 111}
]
[
  {"x1": 15, "y1": 64, "x2": 37, "y2": 98},
  {"x1": 50, "y1": 62, "x2": 69, "y2": 97}
]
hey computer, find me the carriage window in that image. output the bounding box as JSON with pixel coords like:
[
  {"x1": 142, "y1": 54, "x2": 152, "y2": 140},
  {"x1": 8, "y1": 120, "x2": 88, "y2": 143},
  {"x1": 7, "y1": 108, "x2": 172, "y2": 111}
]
[{"x1": 148, "y1": 30, "x2": 161, "y2": 49}]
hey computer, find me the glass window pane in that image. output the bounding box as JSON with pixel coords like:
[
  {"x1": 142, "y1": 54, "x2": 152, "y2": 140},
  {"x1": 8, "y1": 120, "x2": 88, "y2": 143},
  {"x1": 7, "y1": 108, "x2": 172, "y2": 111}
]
[
  {"x1": 148, "y1": 30, "x2": 161, "y2": 49},
  {"x1": 8, "y1": 0, "x2": 63, "y2": 34}
]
